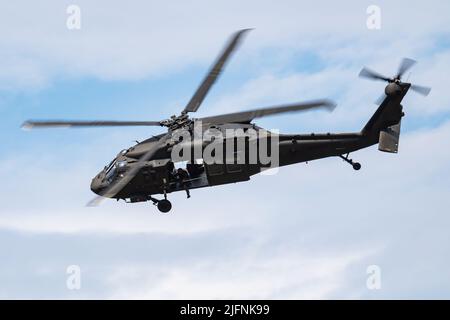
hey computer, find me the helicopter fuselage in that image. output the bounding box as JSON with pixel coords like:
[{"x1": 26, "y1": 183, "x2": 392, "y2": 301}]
[
  {"x1": 90, "y1": 126, "x2": 375, "y2": 202},
  {"x1": 90, "y1": 82, "x2": 409, "y2": 204}
]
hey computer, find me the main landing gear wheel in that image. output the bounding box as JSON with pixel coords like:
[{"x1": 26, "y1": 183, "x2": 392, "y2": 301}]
[{"x1": 157, "y1": 199, "x2": 172, "y2": 213}]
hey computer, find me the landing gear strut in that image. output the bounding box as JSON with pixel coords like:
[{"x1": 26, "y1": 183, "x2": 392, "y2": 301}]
[{"x1": 339, "y1": 154, "x2": 361, "y2": 171}]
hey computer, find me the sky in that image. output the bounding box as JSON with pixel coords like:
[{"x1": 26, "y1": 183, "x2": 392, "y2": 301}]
[{"x1": 1, "y1": 0, "x2": 450, "y2": 299}]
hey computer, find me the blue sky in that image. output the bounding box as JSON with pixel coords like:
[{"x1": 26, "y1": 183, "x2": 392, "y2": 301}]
[{"x1": 1, "y1": 0, "x2": 450, "y2": 298}]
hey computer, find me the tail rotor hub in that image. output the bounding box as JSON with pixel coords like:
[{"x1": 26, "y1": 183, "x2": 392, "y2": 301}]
[{"x1": 385, "y1": 82, "x2": 402, "y2": 96}]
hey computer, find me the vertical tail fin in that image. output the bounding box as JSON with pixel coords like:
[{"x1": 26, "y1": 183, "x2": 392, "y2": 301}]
[
  {"x1": 358, "y1": 58, "x2": 431, "y2": 153},
  {"x1": 361, "y1": 94, "x2": 404, "y2": 137},
  {"x1": 361, "y1": 85, "x2": 407, "y2": 153}
]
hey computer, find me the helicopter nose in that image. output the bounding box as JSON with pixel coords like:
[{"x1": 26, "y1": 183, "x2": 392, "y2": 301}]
[{"x1": 90, "y1": 175, "x2": 108, "y2": 195}]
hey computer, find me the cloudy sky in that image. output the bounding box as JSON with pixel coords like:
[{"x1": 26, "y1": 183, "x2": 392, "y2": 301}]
[{"x1": 1, "y1": 0, "x2": 450, "y2": 299}]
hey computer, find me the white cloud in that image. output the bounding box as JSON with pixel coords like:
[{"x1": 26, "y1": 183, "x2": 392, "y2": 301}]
[
  {"x1": 1, "y1": 1, "x2": 449, "y2": 90},
  {"x1": 106, "y1": 251, "x2": 370, "y2": 299}
]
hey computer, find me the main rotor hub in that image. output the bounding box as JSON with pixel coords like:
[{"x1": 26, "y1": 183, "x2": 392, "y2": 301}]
[{"x1": 160, "y1": 113, "x2": 192, "y2": 131}]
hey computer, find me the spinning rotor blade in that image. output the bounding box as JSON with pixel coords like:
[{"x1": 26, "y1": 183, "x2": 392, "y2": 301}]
[
  {"x1": 396, "y1": 58, "x2": 416, "y2": 79},
  {"x1": 360, "y1": 58, "x2": 418, "y2": 82},
  {"x1": 22, "y1": 120, "x2": 163, "y2": 129},
  {"x1": 358, "y1": 67, "x2": 390, "y2": 82},
  {"x1": 87, "y1": 138, "x2": 168, "y2": 207},
  {"x1": 359, "y1": 58, "x2": 431, "y2": 100},
  {"x1": 199, "y1": 99, "x2": 336, "y2": 125},
  {"x1": 410, "y1": 84, "x2": 431, "y2": 96},
  {"x1": 183, "y1": 29, "x2": 251, "y2": 114}
]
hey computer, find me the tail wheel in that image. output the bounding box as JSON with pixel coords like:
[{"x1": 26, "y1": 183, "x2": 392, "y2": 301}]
[{"x1": 352, "y1": 162, "x2": 361, "y2": 171}]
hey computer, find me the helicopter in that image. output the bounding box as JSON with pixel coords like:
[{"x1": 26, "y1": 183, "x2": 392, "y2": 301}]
[{"x1": 22, "y1": 29, "x2": 431, "y2": 213}]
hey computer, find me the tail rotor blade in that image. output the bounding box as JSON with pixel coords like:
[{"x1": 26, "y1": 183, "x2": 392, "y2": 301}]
[
  {"x1": 410, "y1": 84, "x2": 431, "y2": 96},
  {"x1": 359, "y1": 67, "x2": 390, "y2": 82},
  {"x1": 396, "y1": 58, "x2": 416, "y2": 79}
]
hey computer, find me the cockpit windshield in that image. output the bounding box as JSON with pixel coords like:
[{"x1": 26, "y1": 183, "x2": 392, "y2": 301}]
[
  {"x1": 105, "y1": 159, "x2": 116, "y2": 173},
  {"x1": 105, "y1": 159, "x2": 117, "y2": 181}
]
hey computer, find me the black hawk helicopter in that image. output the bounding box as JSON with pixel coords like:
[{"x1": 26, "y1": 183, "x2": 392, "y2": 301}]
[{"x1": 22, "y1": 29, "x2": 430, "y2": 212}]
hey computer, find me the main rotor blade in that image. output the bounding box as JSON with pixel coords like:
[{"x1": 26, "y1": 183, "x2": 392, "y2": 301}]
[
  {"x1": 199, "y1": 99, "x2": 336, "y2": 125},
  {"x1": 359, "y1": 67, "x2": 390, "y2": 82},
  {"x1": 410, "y1": 84, "x2": 431, "y2": 96},
  {"x1": 87, "y1": 138, "x2": 168, "y2": 206},
  {"x1": 22, "y1": 120, "x2": 163, "y2": 129},
  {"x1": 396, "y1": 58, "x2": 416, "y2": 79},
  {"x1": 183, "y1": 29, "x2": 252, "y2": 114}
]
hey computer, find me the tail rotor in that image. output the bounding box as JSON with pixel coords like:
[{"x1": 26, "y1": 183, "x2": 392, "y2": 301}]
[{"x1": 359, "y1": 58, "x2": 431, "y2": 103}]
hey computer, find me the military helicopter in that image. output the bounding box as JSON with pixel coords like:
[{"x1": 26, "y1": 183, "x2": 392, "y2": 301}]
[{"x1": 22, "y1": 29, "x2": 430, "y2": 213}]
